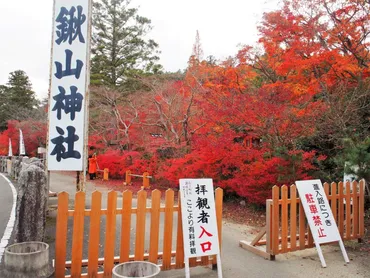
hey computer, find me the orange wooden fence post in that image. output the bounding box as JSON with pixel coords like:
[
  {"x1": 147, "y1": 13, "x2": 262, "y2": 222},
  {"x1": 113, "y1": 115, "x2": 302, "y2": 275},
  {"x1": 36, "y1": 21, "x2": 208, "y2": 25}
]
[
  {"x1": 55, "y1": 192, "x2": 69, "y2": 278},
  {"x1": 103, "y1": 191, "x2": 117, "y2": 277},
  {"x1": 214, "y1": 188, "x2": 223, "y2": 266},
  {"x1": 87, "y1": 191, "x2": 102, "y2": 277},
  {"x1": 142, "y1": 172, "x2": 150, "y2": 189},
  {"x1": 290, "y1": 184, "x2": 297, "y2": 251},
  {"x1": 162, "y1": 189, "x2": 174, "y2": 270},
  {"x1": 330, "y1": 182, "x2": 338, "y2": 224},
  {"x1": 339, "y1": 181, "x2": 344, "y2": 237},
  {"x1": 149, "y1": 190, "x2": 161, "y2": 264},
  {"x1": 345, "y1": 181, "x2": 351, "y2": 240},
  {"x1": 281, "y1": 185, "x2": 288, "y2": 253},
  {"x1": 353, "y1": 181, "x2": 359, "y2": 239},
  {"x1": 359, "y1": 179, "x2": 365, "y2": 239},
  {"x1": 125, "y1": 170, "x2": 131, "y2": 185},
  {"x1": 176, "y1": 192, "x2": 185, "y2": 268},
  {"x1": 120, "y1": 190, "x2": 133, "y2": 263},
  {"x1": 135, "y1": 190, "x2": 147, "y2": 261},
  {"x1": 71, "y1": 192, "x2": 85, "y2": 277},
  {"x1": 298, "y1": 198, "x2": 306, "y2": 250},
  {"x1": 103, "y1": 168, "x2": 109, "y2": 181},
  {"x1": 271, "y1": 186, "x2": 280, "y2": 255}
]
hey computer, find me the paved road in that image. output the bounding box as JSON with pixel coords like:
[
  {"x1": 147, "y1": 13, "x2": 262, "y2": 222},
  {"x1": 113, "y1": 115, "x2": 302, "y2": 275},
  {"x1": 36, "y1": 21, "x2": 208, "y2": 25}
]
[
  {"x1": 47, "y1": 172, "x2": 370, "y2": 278},
  {"x1": 0, "y1": 175, "x2": 13, "y2": 241}
]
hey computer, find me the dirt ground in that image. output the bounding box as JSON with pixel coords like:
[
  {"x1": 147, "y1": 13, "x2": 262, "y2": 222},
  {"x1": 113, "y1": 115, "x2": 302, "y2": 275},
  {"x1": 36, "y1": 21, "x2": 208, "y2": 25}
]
[{"x1": 45, "y1": 172, "x2": 370, "y2": 277}]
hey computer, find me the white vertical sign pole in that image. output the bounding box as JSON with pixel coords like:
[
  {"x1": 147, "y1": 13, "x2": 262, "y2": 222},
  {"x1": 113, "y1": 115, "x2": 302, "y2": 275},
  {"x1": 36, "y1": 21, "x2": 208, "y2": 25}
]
[
  {"x1": 339, "y1": 240, "x2": 350, "y2": 263},
  {"x1": 78, "y1": 0, "x2": 93, "y2": 192},
  {"x1": 314, "y1": 242, "x2": 327, "y2": 268},
  {"x1": 217, "y1": 254, "x2": 223, "y2": 278},
  {"x1": 45, "y1": 0, "x2": 57, "y2": 199},
  {"x1": 184, "y1": 259, "x2": 190, "y2": 278}
]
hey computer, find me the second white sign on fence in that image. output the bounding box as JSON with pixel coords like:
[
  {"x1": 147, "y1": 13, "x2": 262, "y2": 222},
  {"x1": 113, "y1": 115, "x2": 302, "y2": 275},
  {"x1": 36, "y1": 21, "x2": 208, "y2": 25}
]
[{"x1": 296, "y1": 179, "x2": 349, "y2": 267}]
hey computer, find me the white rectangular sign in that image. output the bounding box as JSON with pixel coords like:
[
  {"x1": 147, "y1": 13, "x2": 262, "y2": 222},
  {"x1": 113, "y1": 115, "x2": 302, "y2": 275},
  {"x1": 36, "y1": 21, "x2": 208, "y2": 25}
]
[
  {"x1": 47, "y1": 0, "x2": 91, "y2": 170},
  {"x1": 296, "y1": 179, "x2": 341, "y2": 244},
  {"x1": 179, "y1": 179, "x2": 220, "y2": 258}
]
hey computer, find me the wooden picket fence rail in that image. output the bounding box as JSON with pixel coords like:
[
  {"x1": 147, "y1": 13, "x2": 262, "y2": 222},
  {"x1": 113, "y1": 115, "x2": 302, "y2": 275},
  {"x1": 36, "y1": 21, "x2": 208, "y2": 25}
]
[
  {"x1": 240, "y1": 180, "x2": 365, "y2": 259},
  {"x1": 55, "y1": 188, "x2": 223, "y2": 278}
]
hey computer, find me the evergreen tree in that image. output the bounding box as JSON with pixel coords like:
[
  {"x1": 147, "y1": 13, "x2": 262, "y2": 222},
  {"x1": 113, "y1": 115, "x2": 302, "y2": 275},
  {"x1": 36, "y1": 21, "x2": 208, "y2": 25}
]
[
  {"x1": 340, "y1": 137, "x2": 370, "y2": 183},
  {"x1": 7, "y1": 70, "x2": 37, "y2": 110},
  {"x1": 91, "y1": 0, "x2": 162, "y2": 89},
  {"x1": 0, "y1": 70, "x2": 38, "y2": 130},
  {"x1": 0, "y1": 85, "x2": 8, "y2": 130}
]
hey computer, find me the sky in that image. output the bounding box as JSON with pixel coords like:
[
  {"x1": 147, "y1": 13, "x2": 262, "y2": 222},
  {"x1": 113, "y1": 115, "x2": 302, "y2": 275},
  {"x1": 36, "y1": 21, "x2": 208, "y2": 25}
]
[{"x1": 0, "y1": 0, "x2": 279, "y2": 99}]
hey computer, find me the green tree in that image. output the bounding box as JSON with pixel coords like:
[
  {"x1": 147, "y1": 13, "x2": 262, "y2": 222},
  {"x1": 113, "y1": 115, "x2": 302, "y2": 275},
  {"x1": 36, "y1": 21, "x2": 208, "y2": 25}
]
[
  {"x1": 7, "y1": 70, "x2": 37, "y2": 110},
  {"x1": 0, "y1": 85, "x2": 9, "y2": 130},
  {"x1": 0, "y1": 70, "x2": 39, "y2": 130},
  {"x1": 340, "y1": 137, "x2": 370, "y2": 183},
  {"x1": 91, "y1": 0, "x2": 162, "y2": 89}
]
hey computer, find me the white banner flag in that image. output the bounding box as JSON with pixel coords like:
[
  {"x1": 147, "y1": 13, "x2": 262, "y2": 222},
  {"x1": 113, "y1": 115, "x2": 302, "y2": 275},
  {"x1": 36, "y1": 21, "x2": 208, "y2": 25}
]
[
  {"x1": 19, "y1": 129, "x2": 26, "y2": 155},
  {"x1": 8, "y1": 138, "x2": 13, "y2": 157},
  {"x1": 47, "y1": 0, "x2": 92, "y2": 171}
]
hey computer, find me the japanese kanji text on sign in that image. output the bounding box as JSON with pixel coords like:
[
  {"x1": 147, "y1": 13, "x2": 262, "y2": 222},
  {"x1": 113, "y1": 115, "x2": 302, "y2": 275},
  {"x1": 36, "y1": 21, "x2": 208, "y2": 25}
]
[
  {"x1": 296, "y1": 180, "x2": 341, "y2": 244},
  {"x1": 47, "y1": 0, "x2": 91, "y2": 171},
  {"x1": 179, "y1": 179, "x2": 220, "y2": 258}
]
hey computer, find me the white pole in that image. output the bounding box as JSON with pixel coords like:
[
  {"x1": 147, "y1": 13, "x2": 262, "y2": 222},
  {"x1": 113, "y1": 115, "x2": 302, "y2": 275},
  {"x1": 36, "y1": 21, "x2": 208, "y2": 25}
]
[
  {"x1": 339, "y1": 240, "x2": 350, "y2": 263},
  {"x1": 185, "y1": 258, "x2": 190, "y2": 278},
  {"x1": 78, "y1": 0, "x2": 93, "y2": 192},
  {"x1": 45, "y1": 0, "x2": 57, "y2": 198},
  {"x1": 216, "y1": 254, "x2": 223, "y2": 278},
  {"x1": 8, "y1": 138, "x2": 13, "y2": 157},
  {"x1": 315, "y1": 242, "x2": 327, "y2": 268}
]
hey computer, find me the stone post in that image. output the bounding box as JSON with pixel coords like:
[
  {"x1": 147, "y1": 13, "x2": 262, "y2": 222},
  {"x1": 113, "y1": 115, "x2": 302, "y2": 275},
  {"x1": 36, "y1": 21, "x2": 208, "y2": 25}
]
[
  {"x1": 0, "y1": 156, "x2": 5, "y2": 172},
  {"x1": 6, "y1": 158, "x2": 12, "y2": 174},
  {"x1": 13, "y1": 158, "x2": 48, "y2": 243},
  {"x1": 2, "y1": 156, "x2": 6, "y2": 172}
]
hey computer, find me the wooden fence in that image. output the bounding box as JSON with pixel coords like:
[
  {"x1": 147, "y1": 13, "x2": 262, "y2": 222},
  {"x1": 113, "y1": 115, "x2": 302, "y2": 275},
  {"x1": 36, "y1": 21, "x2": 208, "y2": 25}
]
[
  {"x1": 240, "y1": 180, "x2": 365, "y2": 259},
  {"x1": 55, "y1": 188, "x2": 223, "y2": 278}
]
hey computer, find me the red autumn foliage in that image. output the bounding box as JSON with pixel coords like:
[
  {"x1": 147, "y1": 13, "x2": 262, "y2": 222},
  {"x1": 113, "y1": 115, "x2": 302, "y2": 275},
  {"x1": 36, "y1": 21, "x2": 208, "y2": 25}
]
[
  {"x1": 2, "y1": 0, "x2": 368, "y2": 205},
  {"x1": 0, "y1": 120, "x2": 47, "y2": 156},
  {"x1": 96, "y1": 150, "x2": 159, "y2": 179}
]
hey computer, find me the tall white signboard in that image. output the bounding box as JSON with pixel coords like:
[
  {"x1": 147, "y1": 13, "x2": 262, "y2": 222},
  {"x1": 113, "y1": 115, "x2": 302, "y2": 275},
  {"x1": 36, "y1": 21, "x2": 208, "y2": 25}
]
[
  {"x1": 179, "y1": 179, "x2": 222, "y2": 278},
  {"x1": 47, "y1": 0, "x2": 91, "y2": 171},
  {"x1": 296, "y1": 179, "x2": 349, "y2": 267}
]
